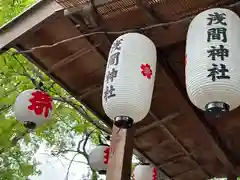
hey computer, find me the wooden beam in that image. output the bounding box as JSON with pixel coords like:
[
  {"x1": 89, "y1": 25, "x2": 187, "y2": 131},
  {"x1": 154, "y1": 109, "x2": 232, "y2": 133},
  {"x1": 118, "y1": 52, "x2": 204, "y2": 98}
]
[
  {"x1": 48, "y1": 43, "x2": 101, "y2": 73},
  {"x1": 77, "y1": 84, "x2": 102, "y2": 100},
  {"x1": 172, "y1": 167, "x2": 200, "y2": 179},
  {"x1": 0, "y1": 0, "x2": 63, "y2": 50},
  {"x1": 136, "y1": 0, "x2": 160, "y2": 23},
  {"x1": 149, "y1": 111, "x2": 211, "y2": 178},
  {"x1": 66, "y1": 2, "x2": 112, "y2": 61},
  {"x1": 228, "y1": 174, "x2": 237, "y2": 180},
  {"x1": 106, "y1": 125, "x2": 135, "y2": 180},
  {"x1": 135, "y1": 112, "x2": 179, "y2": 136},
  {"x1": 56, "y1": 0, "x2": 114, "y2": 8}
]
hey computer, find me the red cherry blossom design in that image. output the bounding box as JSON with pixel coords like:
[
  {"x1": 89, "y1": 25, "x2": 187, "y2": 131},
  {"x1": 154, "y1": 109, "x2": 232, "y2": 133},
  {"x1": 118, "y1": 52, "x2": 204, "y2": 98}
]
[
  {"x1": 141, "y1": 64, "x2": 152, "y2": 79},
  {"x1": 28, "y1": 91, "x2": 52, "y2": 118}
]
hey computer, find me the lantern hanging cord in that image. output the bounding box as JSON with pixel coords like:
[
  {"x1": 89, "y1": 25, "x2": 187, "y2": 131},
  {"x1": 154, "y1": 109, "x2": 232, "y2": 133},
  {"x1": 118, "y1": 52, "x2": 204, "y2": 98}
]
[{"x1": 7, "y1": 52, "x2": 49, "y2": 92}]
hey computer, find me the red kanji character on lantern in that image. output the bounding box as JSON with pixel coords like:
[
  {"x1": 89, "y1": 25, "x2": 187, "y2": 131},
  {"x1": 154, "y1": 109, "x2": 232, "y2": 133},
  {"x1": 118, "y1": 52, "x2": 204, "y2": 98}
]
[
  {"x1": 152, "y1": 168, "x2": 157, "y2": 180},
  {"x1": 141, "y1": 64, "x2": 152, "y2": 79},
  {"x1": 28, "y1": 91, "x2": 52, "y2": 118},
  {"x1": 103, "y1": 147, "x2": 110, "y2": 164}
]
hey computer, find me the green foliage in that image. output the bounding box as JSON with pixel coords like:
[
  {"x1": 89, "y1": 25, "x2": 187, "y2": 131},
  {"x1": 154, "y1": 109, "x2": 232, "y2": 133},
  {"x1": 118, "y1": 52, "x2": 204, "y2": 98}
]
[
  {"x1": 0, "y1": 0, "x2": 36, "y2": 26},
  {"x1": 0, "y1": 1, "x2": 107, "y2": 179}
]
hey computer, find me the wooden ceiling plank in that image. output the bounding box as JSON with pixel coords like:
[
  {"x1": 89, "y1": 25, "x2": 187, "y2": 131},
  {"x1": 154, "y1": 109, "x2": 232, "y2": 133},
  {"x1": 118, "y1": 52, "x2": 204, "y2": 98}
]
[
  {"x1": 135, "y1": 112, "x2": 179, "y2": 136},
  {"x1": 48, "y1": 42, "x2": 100, "y2": 73},
  {"x1": 158, "y1": 155, "x2": 187, "y2": 168},
  {"x1": 135, "y1": 0, "x2": 160, "y2": 23},
  {"x1": 77, "y1": 84, "x2": 102, "y2": 100},
  {"x1": 171, "y1": 167, "x2": 200, "y2": 179},
  {"x1": 149, "y1": 111, "x2": 211, "y2": 178}
]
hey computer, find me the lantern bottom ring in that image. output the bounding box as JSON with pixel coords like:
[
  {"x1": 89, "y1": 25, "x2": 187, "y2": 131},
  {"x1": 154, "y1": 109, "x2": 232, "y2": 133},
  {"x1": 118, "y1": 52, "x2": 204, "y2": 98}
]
[
  {"x1": 24, "y1": 121, "x2": 36, "y2": 129},
  {"x1": 98, "y1": 170, "x2": 107, "y2": 175},
  {"x1": 114, "y1": 116, "x2": 133, "y2": 129},
  {"x1": 205, "y1": 101, "x2": 230, "y2": 118}
]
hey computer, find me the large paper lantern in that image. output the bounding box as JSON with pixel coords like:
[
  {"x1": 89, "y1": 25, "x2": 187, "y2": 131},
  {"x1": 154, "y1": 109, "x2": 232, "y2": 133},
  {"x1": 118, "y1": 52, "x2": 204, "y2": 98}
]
[
  {"x1": 186, "y1": 8, "x2": 240, "y2": 117},
  {"x1": 133, "y1": 164, "x2": 158, "y2": 180},
  {"x1": 88, "y1": 145, "x2": 110, "y2": 174},
  {"x1": 102, "y1": 33, "x2": 157, "y2": 128},
  {"x1": 14, "y1": 89, "x2": 53, "y2": 129}
]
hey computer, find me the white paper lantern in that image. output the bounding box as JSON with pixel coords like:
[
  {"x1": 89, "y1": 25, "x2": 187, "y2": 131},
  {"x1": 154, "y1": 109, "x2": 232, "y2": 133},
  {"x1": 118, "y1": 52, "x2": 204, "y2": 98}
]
[
  {"x1": 14, "y1": 89, "x2": 53, "y2": 129},
  {"x1": 133, "y1": 164, "x2": 158, "y2": 180},
  {"x1": 88, "y1": 145, "x2": 110, "y2": 174},
  {"x1": 186, "y1": 8, "x2": 240, "y2": 117},
  {"x1": 102, "y1": 33, "x2": 157, "y2": 128}
]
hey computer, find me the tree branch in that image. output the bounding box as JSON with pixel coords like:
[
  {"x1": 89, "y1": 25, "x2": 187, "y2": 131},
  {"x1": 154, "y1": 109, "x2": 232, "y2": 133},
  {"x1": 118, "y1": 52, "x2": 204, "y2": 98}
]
[
  {"x1": 64, "y1": 153, "x2": 78, "y2": 180},
  {"x1": 60, "y1": 155, "x2": 88, "y2": 165},
  {"x1": 52, "y1": 97, "x2": 111, "y2": 135}
]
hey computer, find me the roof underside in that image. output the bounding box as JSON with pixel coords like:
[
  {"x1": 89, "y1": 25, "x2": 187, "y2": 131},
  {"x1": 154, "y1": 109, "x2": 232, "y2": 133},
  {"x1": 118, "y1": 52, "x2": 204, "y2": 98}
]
[{"x1": 2, "y1": 0, "x2": 240, "y2": 179}]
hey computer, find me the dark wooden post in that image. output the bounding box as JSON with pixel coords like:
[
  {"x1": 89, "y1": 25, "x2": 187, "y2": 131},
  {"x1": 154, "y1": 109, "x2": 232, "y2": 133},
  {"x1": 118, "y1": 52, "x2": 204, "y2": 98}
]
[
  {"x1": 228, "y1": 174, "x2": 237, "y2": 180},
  {"x1": 106, "y1": 124, "x2": 135, "y2": 180}
]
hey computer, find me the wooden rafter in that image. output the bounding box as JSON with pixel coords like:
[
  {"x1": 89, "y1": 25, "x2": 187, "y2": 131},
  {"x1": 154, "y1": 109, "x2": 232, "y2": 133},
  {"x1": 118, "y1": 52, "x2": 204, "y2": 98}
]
[
  {"x1": 149, "y1": 111, "x2": 211, "y2": 178},
  {"x1": 135, "y1": 112, "x2": 179, "y2": 136},
  {"x1": 48, "y1": 43, "x2": 101, "y2": 73},
  {"x1": 135, "y1": 0, "x2": 160, "y2": 23}
]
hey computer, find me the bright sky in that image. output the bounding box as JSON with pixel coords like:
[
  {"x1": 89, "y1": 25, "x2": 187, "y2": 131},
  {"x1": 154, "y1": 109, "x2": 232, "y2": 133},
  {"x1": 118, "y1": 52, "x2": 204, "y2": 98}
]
[{"x1": 29, "y1": 143, "x2": 106, "y2": 180}]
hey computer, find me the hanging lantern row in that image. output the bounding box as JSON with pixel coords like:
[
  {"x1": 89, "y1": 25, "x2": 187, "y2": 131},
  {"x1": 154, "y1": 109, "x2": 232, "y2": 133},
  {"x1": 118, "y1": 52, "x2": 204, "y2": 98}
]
[
  {"x1": 102, "y1": 32, "x2": 157, "y2": 128},
  {"x1": 186, "y1": 8, "x2": 240, "y2": 118},
  {"x1": 14, "y1": 89, "x2": 53, "y2": 129},
  {"x1": 88, "y1": 145, "x2": 110, "y2": 174},
  {"x1": 133, "y1": 164, "x2": 158, "y2": 180}
]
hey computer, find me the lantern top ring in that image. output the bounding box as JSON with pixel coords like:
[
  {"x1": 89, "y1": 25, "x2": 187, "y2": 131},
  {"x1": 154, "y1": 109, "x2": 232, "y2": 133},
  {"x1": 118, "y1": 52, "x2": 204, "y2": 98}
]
[
  {"x1": 114, "y1": 116, "x2": 134, "y2": 129},
  {"x1": 205, "y1": 101, "x2": 230, "y2": 118},
  {"x1": 98, "y1": 170, "x2": 107, "y2": 175},
  {"x1": 24, "y1": 121, "x2": 36, "y2": 129}
]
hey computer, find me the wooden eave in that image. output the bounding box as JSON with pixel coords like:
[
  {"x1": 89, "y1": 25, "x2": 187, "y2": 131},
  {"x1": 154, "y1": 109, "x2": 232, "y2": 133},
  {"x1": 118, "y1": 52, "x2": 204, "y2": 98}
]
[{"x1": 2, "y1": 0, "x2": 240, "y2": 179}]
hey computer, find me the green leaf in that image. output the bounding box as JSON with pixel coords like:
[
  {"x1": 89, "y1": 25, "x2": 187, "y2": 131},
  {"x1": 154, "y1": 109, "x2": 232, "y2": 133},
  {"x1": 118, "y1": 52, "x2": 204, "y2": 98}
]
[
  {"x1": 21, "y1": 164, "x2": 34, "y2": 176},
  {"x1": 73, "y1": 124, "x2": 85, "y2": 133}
]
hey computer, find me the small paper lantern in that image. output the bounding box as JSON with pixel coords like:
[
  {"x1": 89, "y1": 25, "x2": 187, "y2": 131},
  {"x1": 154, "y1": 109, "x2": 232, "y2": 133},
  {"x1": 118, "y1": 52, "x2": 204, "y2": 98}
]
[
  {"x1": 88, "y1": 145, "x2": 110, "y2": 174},
  {"x1": 14, "y1": 89, "x2": 53, "y2": 129},
  {"x1": 186, "y1": 8, "x2": 240, "y2": 117},
  {"x1": 102, "y1": 33, "x2": 157, "y2": 128},
  {"x1": 133, "y1": 164, "x2": 158, "y2": 180}
]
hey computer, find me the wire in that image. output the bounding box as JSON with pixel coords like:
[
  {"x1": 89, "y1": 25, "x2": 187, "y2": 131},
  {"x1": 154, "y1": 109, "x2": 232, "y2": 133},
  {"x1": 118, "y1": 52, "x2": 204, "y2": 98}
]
[
  {"x1": 14, "y1": 0, "x2": 240, "y2": 55},
  {"x1": 15, "y1": 15, "x2": 195, "y2": 54},
  {"x1": 9, "y1": 1, "x2": 240, "y2": 55}
]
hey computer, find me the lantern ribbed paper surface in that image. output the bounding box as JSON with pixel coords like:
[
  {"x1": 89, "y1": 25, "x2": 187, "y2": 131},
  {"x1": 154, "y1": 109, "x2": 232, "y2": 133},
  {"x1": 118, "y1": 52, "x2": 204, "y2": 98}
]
[
  {"x1": 102, "y1": 33, "x2": 157, "y2": 123},
  {"x1": 88, "y1": 145, "x2": 109, "y2": 172},
  {"x1": 186, "y1": 8, "x2": 240, "y2": 111},
  {"x1": 14, "y1": 89, "x2": 53, "y2": 128},
  {"x1": 133, "y1": 165, "x2": 157, "y2": 180}
]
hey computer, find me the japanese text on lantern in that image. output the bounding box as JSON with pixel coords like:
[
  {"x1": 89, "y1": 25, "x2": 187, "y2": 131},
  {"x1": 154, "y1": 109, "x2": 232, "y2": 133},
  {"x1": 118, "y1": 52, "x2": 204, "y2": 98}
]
[
  {"x1": 104, "y1": 39, "x2": 123, "y2": 101},
  {"x1": 206, "y1": 12, "x2": 230, "y2": 82},
  {"x1": 28, "y1": 91, "x2": 52, "y2": 117}
]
